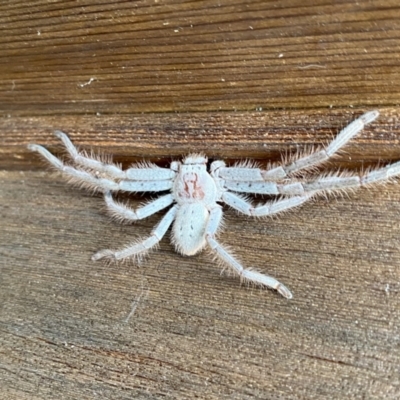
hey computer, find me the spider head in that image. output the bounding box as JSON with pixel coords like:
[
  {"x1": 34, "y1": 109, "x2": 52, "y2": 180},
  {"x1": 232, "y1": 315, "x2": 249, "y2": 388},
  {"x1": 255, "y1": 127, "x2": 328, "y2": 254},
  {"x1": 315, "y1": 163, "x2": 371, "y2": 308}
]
[
  {"x1": 171, "y1": 154, "x2": 208, "y2": 173},
  {"x1": 183, "y1": 154, "x2": 208, "y2": 165}
]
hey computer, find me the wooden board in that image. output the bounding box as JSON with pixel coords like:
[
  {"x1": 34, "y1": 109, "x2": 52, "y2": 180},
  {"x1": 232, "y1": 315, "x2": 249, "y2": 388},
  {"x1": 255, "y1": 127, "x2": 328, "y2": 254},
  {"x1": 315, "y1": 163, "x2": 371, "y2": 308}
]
[{"x1": 1, "y1": 1, "x2": 400, "y2": 399}]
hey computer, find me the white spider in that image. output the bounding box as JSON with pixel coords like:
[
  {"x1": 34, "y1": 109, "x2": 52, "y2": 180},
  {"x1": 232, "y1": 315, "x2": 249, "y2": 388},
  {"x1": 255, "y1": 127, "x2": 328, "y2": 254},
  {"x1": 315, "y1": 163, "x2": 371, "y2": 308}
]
[{"x1": 28, "y1": 110, "x2": 400, "y2": 299}]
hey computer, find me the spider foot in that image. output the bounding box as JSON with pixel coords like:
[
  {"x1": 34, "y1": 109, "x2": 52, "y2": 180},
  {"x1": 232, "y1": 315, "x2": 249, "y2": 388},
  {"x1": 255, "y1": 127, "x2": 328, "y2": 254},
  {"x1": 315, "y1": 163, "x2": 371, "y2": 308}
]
[
  {"x1": 92, "y1": 249, "x2": 116, "y2": 261},
  {"x1": 361, "y1": 110, "x2": 379, "y2": 124},
  {"x1": 276, "y1": 283, "x2": 293, "y2": 300},
  {"x1": 241, "y1": 269, "x2": 293, "y2": 299}
]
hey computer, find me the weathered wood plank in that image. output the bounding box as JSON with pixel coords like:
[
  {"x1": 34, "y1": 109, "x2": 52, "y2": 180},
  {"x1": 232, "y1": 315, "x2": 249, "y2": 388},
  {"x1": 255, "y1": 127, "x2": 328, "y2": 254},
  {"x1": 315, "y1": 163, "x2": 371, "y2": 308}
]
[
  {"x1": 1, "y1": 170, "x2": 400, "y2": 399},
  {"x1": 2, "y1": 0, "x2": 400, "y2": 399},
  {"x1": 2, "y1": 108, "x2": 400, "y2": 171},
  {"x1": 1, "y1": 1, "x2": 400, "y2": 115}
]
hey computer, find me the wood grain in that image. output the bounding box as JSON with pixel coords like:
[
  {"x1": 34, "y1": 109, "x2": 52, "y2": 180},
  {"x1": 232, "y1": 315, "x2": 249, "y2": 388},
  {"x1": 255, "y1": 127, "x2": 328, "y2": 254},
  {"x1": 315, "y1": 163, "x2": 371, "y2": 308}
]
[
  {"x1": 3, "y1": 108, "x2": 400, "y2": 171},
  {"x1": 1, "y1": 1, "x2": 400, "y2": 399},
  {"x1": 1, "y1": 171, "x2": 400, "y2": 399},
  {"x1": 1, "y1": 0, "x2": 400, "y2": 115}
]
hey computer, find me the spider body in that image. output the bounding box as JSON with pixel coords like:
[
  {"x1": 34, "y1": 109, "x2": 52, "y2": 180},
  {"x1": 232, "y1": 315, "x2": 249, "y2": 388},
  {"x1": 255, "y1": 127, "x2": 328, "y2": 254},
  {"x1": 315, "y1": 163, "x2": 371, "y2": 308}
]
[
  {"x1": 172, "y1": 156, "x2": 218, "y2": 255},
  {"x1": 28, "y1": 111, "x2": 400, "y2": 299}
]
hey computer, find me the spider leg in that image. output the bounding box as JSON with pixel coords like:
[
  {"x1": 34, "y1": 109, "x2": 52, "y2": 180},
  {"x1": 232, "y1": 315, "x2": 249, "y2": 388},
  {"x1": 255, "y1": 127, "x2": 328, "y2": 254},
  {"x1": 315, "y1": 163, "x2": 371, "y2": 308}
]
[
  {"x1": 222, "y1": 178, "x2": 359, "y2": 195},
  {"x1": 222, "y1": 191, "x2": 313, "y2": 217},
  {"x1": 361, "y1": 161, "x2": 400, "y2": 185},
  {"x1": 283, "y1": 110, "x2": 379, "y2": 175},
  {"x1": 92, "y1": 205, "x2": 178, "y2": 261},
  {"x1": 53, "y1": 130, "x2": 125, "y2": 179},
  {"x1": 28, "y1": 143, "x2": 173, "y2": 193},
  {"x1": 205, "y1": 206, "x2": 292, "y2": 298},
  {"x1": 287, "y1": 162, "x2": 400, "y2": 194},
  {"x1": 223, "y1": 158, "x2": 400, "y2": 197},
  {"x1": 222, "y1": 157, "x2": 400, "y2": 216},
  {"x1": 104, "y1": 191, "x2": 174, "y2": 222},
  {"x1": 217, "y1": 110, "x2": 379, "y2": 182},
  {"x1": 53, "y1": 130, "x2": 176, "y2": 181}
]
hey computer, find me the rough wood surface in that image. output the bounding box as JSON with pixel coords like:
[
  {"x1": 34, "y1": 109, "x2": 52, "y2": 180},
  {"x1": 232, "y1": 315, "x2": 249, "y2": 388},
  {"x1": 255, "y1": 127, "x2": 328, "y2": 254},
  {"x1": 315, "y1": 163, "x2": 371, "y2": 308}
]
[
  {"x1": 1, "y1": 0, "x2": 400, "y2": 115},
  {"x1": 1, "y1": 1, "x2": 400, "y2": 399},
  {"x1": 2, "y1": 171, "x2": 400, "y2": 399},
  {"x1": 3, "y1": 108, "x2": 400, "y2": 171}
]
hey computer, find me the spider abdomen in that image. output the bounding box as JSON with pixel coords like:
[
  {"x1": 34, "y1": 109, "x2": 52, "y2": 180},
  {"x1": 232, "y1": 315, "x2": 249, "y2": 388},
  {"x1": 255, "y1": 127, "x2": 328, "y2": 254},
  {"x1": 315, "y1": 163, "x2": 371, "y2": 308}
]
[{"x1": 172, "y1": 204, "x2": 208, "y2": 256}]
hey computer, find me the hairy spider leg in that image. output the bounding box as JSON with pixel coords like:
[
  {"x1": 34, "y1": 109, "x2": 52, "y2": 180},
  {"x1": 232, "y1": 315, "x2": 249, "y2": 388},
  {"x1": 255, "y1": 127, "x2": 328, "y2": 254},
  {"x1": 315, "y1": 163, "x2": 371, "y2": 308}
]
[
  {"x1": 54, "y1": 130, "x2": 176, "y2": 181},
  {"x1": 104, "y1": 192, "x2": 175, "y2": 222},
  {"x1": 222, "y1": 160, "x2": 400, "y2": 196},
  {"x1": 218, "y1": 110, "x2": 379, "y2": 182},
  {"x1": 92, "y1": 205, "x2": 178, "y2": 261},
  {"x1": 205, "y1": 206, "x2": 292, "y2": 299},
  {"x1": 28, "y1": 143, "x2": 174, "y2": 193},
  {"x1": 222, "y1": 191, "x2": 314, "y2": 217}
]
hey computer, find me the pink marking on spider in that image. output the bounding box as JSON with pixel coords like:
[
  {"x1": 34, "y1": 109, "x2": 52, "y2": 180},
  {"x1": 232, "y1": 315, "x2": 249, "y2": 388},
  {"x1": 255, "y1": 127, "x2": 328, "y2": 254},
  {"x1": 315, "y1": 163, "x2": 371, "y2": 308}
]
[{"x1": 180, "y1": 172, "x2": 205, "y2": 200}]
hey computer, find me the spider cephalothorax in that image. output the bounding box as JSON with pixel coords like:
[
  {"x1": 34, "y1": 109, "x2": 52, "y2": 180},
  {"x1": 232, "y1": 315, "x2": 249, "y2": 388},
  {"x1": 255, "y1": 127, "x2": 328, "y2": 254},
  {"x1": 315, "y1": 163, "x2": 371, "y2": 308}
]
[{"x1": 29, "y1": 111, "x2": 400, "y2": 299}]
